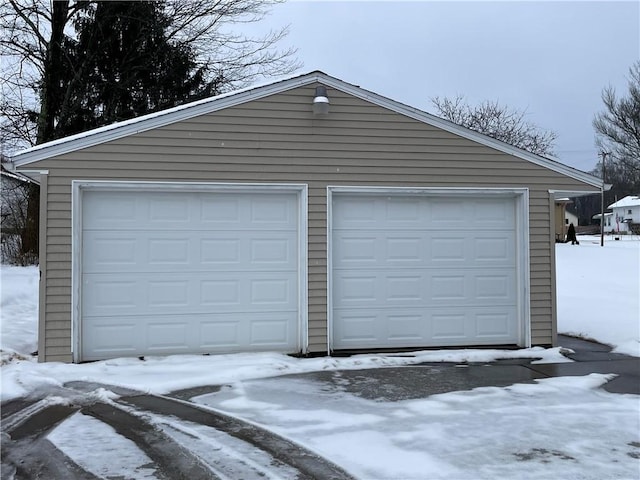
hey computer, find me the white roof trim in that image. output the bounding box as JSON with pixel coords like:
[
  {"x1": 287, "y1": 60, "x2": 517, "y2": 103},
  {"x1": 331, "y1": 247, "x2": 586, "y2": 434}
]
[{"x1": 12, "y1": 70, "x2": 602, "y2": 188}]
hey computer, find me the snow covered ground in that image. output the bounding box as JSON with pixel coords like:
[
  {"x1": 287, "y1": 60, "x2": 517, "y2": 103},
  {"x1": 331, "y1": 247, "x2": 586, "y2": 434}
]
[
  {"x1": 0, "y1": 265, "x2": 38, "y2": 362},
  {"x1": 194, "y1": 373, "x2": 639, "y2": 480},
  {"x1": 1, "y1": 237, "x2": 639, "y2": 479},
  {"x1": 556, "y1": 235, "x2": 639, "y2": 356}
]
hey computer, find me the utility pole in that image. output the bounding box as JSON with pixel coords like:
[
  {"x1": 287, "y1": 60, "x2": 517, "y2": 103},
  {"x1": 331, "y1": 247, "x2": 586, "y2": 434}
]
[{"x1": 599, "y1": 151, "x2": 610, "y2": 247}]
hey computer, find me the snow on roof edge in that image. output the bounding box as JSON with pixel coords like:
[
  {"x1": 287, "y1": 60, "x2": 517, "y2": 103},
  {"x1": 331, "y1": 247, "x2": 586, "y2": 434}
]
[
  {"x1": 607, "y1": 195, "x2": 640, "y2": 209},
  {"x1": 12, "y1": 70, "x2": 318, "y2": 162}
]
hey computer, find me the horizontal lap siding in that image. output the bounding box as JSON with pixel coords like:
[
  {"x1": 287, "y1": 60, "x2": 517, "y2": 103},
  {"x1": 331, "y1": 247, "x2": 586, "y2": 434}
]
[{"x1": 30, "y1": 85, "x2": 598, "y2": 361}]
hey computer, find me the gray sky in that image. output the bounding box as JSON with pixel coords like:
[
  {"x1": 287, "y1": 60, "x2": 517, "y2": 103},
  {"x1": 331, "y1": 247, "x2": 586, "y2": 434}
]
[{"x1": 253, "y1": 0, "x2": 639, "y2": 172}]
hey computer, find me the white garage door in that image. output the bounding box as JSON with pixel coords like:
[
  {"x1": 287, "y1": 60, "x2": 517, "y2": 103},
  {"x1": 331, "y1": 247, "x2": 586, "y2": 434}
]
[
  {"x1": 331, "y1": 193, "x2": 520, "y2": 350},
  {"x1": 79, "y1": 187, "x2": 301, "y2": 361}
]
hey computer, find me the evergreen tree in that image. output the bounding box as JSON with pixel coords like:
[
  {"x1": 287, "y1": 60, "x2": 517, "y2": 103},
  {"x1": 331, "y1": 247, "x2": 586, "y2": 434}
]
[
  {"x1": 54, "y1": 1, "x2": 220, "y2": 139},
  {"x1": 1, "y1": 0, "x2": 298, "y2": 265}
]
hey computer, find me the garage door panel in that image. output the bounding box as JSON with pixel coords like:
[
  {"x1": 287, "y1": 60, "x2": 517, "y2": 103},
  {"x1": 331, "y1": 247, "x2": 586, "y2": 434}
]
[
  {"x1": 84, "y1": 271, "x2": 296, "y2": 317},
  {"x1": 333, "y1": 306, "x2": 517, "y2": 349},
  {"x1": 333, "y1": 231, "x2": 516, "y2": 269},
  {"x1": 201, "y1": 194, "x2": 296, "y2": 227},
  {"x1": 332, "y1": 312, "x2": 381, "y2": 345},
  {"x1": 82, "y1": 309, "x2": 298, "y2": 360},
  {"x1": 84, "y1": 321, "x2": 138, "y2": 357},
  {"x1": 471, "y1": 198, "x2": 515, "y2": 226},
  {"x1": 475, "y1": 311, "x2": 514, "y2": 339},
  {"x1": 83, "y1": 234, "x2": 138, "y2": 268},
  {"x1": 332, "y1": 193, "x2": 520, "y2": 349},
  {"x1": 84, "y1": 191, "x2": 297, "y2": 231},
  {"x1": 431, "y1": 198, "x2": 515, "y2": 228},
  {"x1": 80, "y1": 188, "x2": 301, "y2": 360},
  {"x1": 333, "y1": 196, "x2": 515, "y2": 230},
  {"x1": 82, "y1": 192, "x2": 138, "y2": 230},
  {"x1": 333, "y1": 269, "x2": 516, "y2": 308},
  {"x1": 83, "y1": 230, "x2": 298, "y2": 272},
  {"x1": 472, "y1": 234, "x2": 516, "y2": 264}
]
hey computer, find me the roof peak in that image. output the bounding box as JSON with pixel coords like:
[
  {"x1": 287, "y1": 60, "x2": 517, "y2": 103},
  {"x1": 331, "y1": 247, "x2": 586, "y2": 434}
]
[{"x1": 11, "y1": 70, "x2": 602, "y2": 189}]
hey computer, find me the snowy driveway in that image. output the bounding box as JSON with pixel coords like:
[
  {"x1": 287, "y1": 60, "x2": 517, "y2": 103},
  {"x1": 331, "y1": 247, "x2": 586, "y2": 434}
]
[
  {"x1": 3, "y1": 360, "x2": 639, "y2": 480},
  {"x1": 1, "y1": 381, "x2": 355, "y2": 479},
  {"x1": 194, "y1": 369, "x2": 640, "y2": 480}
]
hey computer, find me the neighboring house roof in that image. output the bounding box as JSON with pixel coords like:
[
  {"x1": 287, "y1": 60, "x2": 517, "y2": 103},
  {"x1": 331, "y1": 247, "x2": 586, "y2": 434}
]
[
  {"x1": 10, "y1": 70, "x2": 602, "y2": 189},
  {"x1": 608, "y1": 195, "x2": 640, "y2": 209},
  {"x1": 1, "y1": 164, "x2": 36, "y2": 184},
  {"x1": 565, "y1": 205, "x2": 578, "y2": 216}
]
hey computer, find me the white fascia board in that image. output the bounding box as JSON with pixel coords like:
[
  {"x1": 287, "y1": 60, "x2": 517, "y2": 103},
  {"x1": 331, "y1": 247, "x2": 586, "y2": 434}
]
[
  {"x1": 549, "y1": 189, "x2": 603, "y2": 200},
  {"x1": 12, "y1": 71, "x2": 323, "y2": 167},
  {"x1": 316, "y1": 74, "x2": 603, "y2": 189},
  {"x1": 1, "y1": 168, "x2": 36, "y2": 183}
]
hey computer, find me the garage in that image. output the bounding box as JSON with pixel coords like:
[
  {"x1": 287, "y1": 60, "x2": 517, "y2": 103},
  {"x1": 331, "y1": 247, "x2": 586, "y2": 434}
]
[
  {"x1": 75, "y1": 183, "x2": 306, "y2": 362},
  {"x1": 330, "y1": 188, "x2": 528, "y2": 350},
  {"x1": 12, "y1": 71, "x2": 604, "y2": 362}
]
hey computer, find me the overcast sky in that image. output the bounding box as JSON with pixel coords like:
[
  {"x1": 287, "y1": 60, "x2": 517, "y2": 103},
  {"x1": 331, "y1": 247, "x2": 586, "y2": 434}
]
[{"x1": 253, "y1": 0, "x2": 639, "y2": 172}]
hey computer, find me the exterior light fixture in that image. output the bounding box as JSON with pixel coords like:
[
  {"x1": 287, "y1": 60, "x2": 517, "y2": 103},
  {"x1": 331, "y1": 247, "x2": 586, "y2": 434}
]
[{"x1": 312, "y1": 86, "x2": 330, "y2": 115}]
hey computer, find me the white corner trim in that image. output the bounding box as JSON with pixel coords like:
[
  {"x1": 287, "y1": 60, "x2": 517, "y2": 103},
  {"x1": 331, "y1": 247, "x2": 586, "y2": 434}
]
[
  {"x1": 517, "y1": 189, "x2": 532, "y2": 348},
  {"x1": 71, "y1": 181, "x2": 82, "y2": 363},
  {"x1": 298, "y1": 184, "x2": 310, "y2": 354},
  {"x1": 326, "y1": 186, "x2": 334, "y2": 356}
]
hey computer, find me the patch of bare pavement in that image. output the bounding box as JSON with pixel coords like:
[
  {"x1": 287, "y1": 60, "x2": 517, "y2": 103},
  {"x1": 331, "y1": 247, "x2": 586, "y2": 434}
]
[{"x1": 1, "y1": 381, "x2": 356, "y2": 480}]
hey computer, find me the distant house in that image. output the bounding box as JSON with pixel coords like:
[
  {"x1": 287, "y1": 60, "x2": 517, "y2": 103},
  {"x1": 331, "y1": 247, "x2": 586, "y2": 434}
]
[
  {"x1": 554, "y1": 198, "x2": 577, "y2": 242},
  {"x1": 565, "y1": 208, "x2": 579, "y2": 228},
  {"x1": 608, "y1": 195, "x2": 640, "y2": 233}
]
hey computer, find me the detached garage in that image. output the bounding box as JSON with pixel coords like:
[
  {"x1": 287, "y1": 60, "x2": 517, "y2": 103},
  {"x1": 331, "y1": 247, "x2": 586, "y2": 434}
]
[{"x1": 10, "y1": 71, "x2": 602, "y2": 362}]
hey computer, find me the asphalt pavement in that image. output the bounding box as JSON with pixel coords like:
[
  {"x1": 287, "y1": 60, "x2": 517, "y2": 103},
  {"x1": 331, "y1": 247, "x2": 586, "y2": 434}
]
[
  {"x1": 233, "y1": 334, "x2": 639, "y2": 402},
  {"x1": 529, "y1": 334, "x2": 640, "y2": 395},
  {"x1": 2, "y1": 334, "x2": 637, "y2": 479}
]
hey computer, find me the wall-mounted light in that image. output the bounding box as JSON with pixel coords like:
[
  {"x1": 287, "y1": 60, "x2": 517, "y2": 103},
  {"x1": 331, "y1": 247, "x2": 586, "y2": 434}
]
[{"x1": 312, "y1": 86, "x2": 330, "y2": 115}]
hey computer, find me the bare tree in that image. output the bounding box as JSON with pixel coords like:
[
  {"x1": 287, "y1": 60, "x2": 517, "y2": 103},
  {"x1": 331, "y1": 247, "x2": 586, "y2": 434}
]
[
  {"x1": 0, "y1": 0, "x2": 300, "y2": 150},
  {"x1": 1, "y1": 161, "x2": 37, "y2": 265},
  {"x1": 593, "y1": 61, "x2": 640, "y2": 174},
  {"x1": 431, "y1": 95, "x2": 557, "y2": 156},
  {"x1": 164, "y1": 0, "x2": 298, "y2": 87}
]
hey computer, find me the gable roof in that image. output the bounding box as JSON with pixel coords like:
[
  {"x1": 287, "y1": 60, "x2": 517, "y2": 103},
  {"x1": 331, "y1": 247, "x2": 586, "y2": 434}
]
[
  {"x1": 11, "y1": 70, "x2": 602, "y2": 188},
  {"x1": 608, "y1": 195, "x2": 640, "y2": 209}
]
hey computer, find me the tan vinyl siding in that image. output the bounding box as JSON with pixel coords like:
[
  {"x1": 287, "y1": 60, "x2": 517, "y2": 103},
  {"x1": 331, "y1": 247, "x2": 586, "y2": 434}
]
[{"x1": 26, "y1": 84, "x2": 599, "y2": 360}]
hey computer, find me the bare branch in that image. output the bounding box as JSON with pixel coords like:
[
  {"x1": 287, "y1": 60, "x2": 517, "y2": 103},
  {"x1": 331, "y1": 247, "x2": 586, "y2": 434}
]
[
  {"x1": 431, "y1": 95, "x2": 557, "y2": 156},
  {"x1": 593, "y1": 61, "x2": 640, "y2": 174}
]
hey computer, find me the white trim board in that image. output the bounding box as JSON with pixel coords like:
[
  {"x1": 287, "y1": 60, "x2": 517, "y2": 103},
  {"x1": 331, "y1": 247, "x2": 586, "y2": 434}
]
[
  {"x1": 71, "y1": 180, "x2": 309, "y2": 362},
  {"x1": 326, "y1": 185, "x2": 531, "y2": 351}
]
